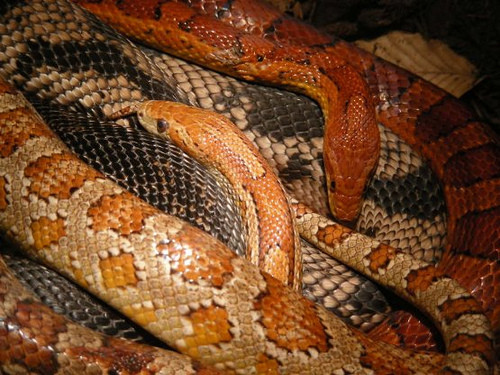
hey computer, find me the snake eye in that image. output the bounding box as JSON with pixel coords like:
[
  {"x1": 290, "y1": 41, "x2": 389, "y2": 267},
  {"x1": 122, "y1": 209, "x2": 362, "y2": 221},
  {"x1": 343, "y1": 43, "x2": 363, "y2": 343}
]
[
  {"x1": 157, "y1": 119, "x2": 169, "y2": 133},
  {"x1": 330, "y1": 180, "x2": 336, "y2": 191}
]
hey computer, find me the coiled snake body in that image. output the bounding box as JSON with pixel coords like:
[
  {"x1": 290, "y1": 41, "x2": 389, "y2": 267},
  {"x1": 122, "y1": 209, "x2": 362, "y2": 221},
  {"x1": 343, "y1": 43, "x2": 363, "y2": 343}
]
[{"x1": 0, "y1": 0, "x2": 498, "y2": 373}]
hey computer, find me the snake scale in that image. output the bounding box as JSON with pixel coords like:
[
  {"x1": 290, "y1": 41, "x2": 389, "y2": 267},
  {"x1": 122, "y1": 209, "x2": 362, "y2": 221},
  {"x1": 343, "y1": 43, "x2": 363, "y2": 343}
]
[
  {"x1": 0, "y1": 0, "x2": 498, "y2": 373},
  {"x1": 0, "y1": 0, "x2": 448, "y2": 341}
]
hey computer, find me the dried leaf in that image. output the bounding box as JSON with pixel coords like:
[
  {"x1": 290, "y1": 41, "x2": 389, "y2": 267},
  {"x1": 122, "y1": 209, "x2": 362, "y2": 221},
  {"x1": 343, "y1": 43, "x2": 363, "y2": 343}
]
[{"x1": 355, "y1": 31, "x2": 478, "y2": 98}]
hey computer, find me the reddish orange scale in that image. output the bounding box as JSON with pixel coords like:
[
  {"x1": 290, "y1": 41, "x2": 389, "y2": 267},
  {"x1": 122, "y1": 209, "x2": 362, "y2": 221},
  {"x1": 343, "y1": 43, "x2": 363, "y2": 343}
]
[
  {"x1": 25, "y1": 153, "x2": 101, "y2": 200},
  {"x1": 88, "y1": 193, "x2": 157, "y2": 235},
  {"x1": 352, "y1": 329, "x2": 442, "y2": 375},
  {"x1": 256, "y1": 273, "x2": 329, "y2": 352},
  {"x1": 370, "y1": 311, "x2": 439, "y2": 352}
]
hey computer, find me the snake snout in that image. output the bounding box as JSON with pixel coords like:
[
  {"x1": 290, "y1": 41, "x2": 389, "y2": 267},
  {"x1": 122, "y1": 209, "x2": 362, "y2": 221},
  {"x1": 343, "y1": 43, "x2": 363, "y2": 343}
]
[
  {"x1": 327, "y1": 173, "x2": 366, "y2": 224},
  {"x1": 328, "y1": 191, "x2": 362, "y2": 226}
]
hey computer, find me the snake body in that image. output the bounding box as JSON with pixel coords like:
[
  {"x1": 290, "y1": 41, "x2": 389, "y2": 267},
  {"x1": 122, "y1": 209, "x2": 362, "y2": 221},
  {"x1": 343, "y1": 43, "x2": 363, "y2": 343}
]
[
  {"x1": 0, "y1": 0, "x2": 498, "y2": 370},
  {"x1": 73, "y1": 0, "x2": 382, "y2": 224},
  {"x1": 0, "y1": 73, "x2": 494, "y2": 374},
  {"x1": 74, "y1": 0, "x2": 500, "y2": 336},
  {"x1": 0, "y1": 254, "x2": 222, "y2": 374},
  {"x1": 112, "y1": 100, "x2": 302, "y2": 289}
]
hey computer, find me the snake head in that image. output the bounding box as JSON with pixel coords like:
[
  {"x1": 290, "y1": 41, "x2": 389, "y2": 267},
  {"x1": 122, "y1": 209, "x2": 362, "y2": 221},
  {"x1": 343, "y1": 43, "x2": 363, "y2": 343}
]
[
  {"x1": 323, "y1": 96, "x2": 380, "y2": 224},
  {"x1": 118, "y1": 101, "x2": 209, "y2": 164},
  {"x1": 109, "y1": 101, "x2": 172, "y2": 136},
  {"x1": 324, "y1": 152, "x2": 377, "y2": 225}
]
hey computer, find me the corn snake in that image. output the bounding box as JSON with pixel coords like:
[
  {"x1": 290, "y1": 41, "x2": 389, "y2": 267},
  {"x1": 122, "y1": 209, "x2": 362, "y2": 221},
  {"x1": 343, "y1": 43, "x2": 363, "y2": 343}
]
[
  {"x1": 110, "y1": 100, "x2": 302, "y2": 290},
  {"x1": 0, "y1": 73, "x2": 494, "y2": 373},
  {"x1": 75, "y1": 0, "x2": 499, "y2": 344},
  {"x1": 0, "y1": 0, "x2": 498, "y2": 374}
]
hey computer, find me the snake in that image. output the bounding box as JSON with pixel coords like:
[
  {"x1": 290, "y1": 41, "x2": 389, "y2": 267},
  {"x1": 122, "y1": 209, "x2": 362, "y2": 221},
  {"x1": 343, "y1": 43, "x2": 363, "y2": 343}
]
[
  {"x1": 110, "y1": 100, "x2": 302, "y2": 289},
  {"x1": 73, "y1": 0, "x2": 382, "y2": 224},
  {"x1": 0, "y1": 0, "x2": 401, "y2": 340},
  {"x1": 74, "y1": 0, "x2": 499, "y2": 340},
  {"x1": 0, "y1": 0, "x2": 498, "y2": 374}
]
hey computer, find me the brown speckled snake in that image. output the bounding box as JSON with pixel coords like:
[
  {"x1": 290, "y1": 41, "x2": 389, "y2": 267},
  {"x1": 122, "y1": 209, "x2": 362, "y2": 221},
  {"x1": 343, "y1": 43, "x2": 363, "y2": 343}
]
[{"x1": 0, "y1": 0, "x2": 499, "y2": 373}]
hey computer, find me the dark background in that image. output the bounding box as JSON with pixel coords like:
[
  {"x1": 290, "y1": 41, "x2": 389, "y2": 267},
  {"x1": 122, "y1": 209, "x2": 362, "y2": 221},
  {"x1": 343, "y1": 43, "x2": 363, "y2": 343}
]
[{"x1": 294, "y1": 0, "x2": 500, "y2": 133}]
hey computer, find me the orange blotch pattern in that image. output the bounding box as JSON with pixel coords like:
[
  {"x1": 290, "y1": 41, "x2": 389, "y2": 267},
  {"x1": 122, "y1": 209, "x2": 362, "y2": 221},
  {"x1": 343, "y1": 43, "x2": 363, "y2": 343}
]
[
  {"x1": 367, "y1": 243, "x2": 397, "y2": 274},
  {"x1": 255, "y1": 273, "x2": 328, "y2": 352},
  {"x1": 315, "y1": 224, "x2": 351, "y2": 247},
  {"x1": 88, "y1": 193, "x2": 157, "y2": 235},
  {"x1": 30, "y1": 217, "x2": 66, "y2": 250},
  {"x1": 406, "y1": 265, "x2": 441, "y2": 295},
  {"x1": 255, "y1": 352, "x2": 280, "y2": 374},
  {"x1": 167, "y1": 227, "x2": 234, "y2": 288},
  {"x1": 367, "y1": 311, "x2": 438, "y2": 352},
  {"x1": 448, "y1": 334, "x2": 495, "y2": 366},
  {"x1": 439, "y1": 296, "x2": 483, "y2": 324},
  {"x1": 0, "y1": 107, "x2": 53, "y2": 158},
  {"x1": 353, "y1": 329, "x2": 429, "y2": 375},
  {"x1": 99, "y1": 253, "x2": 138, "y2": 289},
  {"x1": 185, "y1": 306, "x2": 232, "y2": 354},
  {"x1": 439, "y1": 254, "x2": 499, "y2": 329},
  {"x1": 25, "y1": 153, "x2": 101, "y2": 200},
  {"x1": 67, "y1": 339, "x2": 157, "y2": 374}
]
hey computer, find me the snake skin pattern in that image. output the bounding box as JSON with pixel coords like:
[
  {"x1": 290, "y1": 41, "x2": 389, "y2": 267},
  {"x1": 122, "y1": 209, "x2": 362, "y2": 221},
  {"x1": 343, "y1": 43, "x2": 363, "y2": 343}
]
[
  {"x1": 77, "y1": 0, "x2": 500, "y2": 334},
  {"x1": 0, "y1": 0, "x2": 498, "y2": 374},
  {"x1": 0, "y1": 252, "x2": 223, "y2": 374},
  {"x1": 116, "y1": 100, "x2": 302, "y2": 289},
  {"x1": 0, "y1": 0, "x2": 445, "y2": 338},
  {"x1": 0, "y1": 73, "x2": 494, "y2": 374}
]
